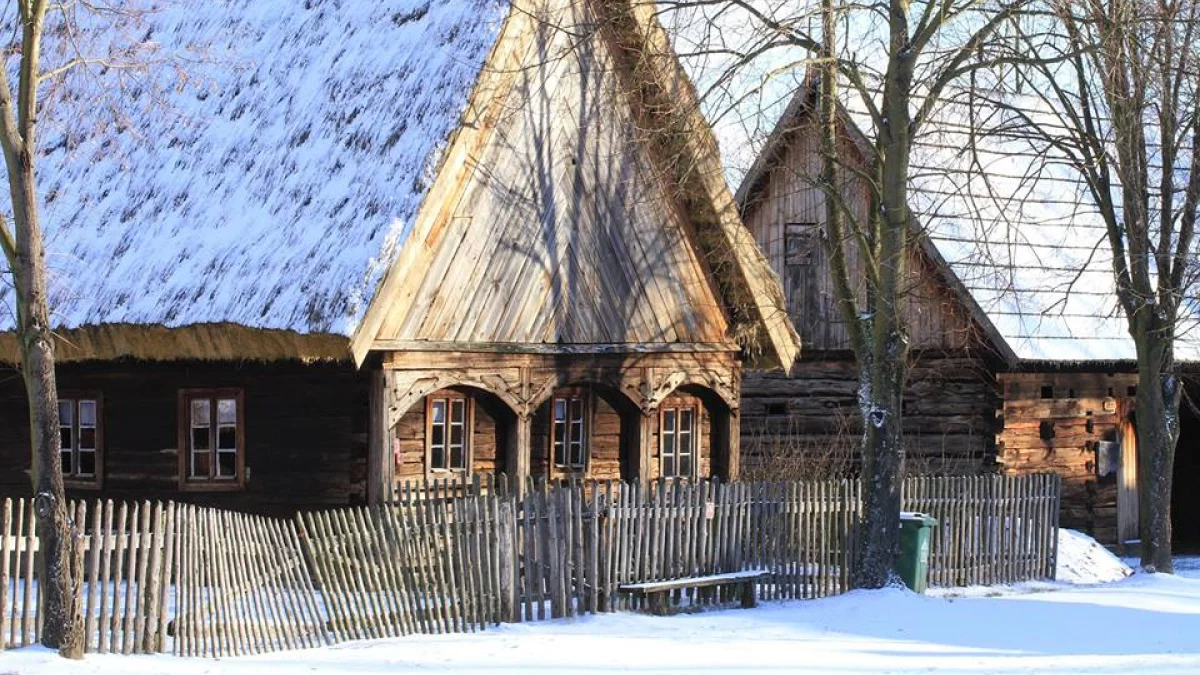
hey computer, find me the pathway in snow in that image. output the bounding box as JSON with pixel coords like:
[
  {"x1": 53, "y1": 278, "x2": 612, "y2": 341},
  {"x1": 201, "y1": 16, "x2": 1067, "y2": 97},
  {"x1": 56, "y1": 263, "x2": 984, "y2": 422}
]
[
  {"x1": 5, "y1": 572, "x2": 1200, "y2": 675},
  {"x1": 4, "y1": 533, "x2": 1197, "y2": 675}
]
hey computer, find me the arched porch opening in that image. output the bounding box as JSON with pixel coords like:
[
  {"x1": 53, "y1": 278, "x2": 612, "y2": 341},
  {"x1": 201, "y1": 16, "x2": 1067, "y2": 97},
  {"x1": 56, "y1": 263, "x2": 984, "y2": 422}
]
[
  {"x1": 652, "y1": 383, "x2": 737, "y2": 482},
  {"x1": 390, "y1": 385, "x2": 518, "y2": 485},
  {"x1": 528, "y1": 381, "x2": 643, "y2": 483}
]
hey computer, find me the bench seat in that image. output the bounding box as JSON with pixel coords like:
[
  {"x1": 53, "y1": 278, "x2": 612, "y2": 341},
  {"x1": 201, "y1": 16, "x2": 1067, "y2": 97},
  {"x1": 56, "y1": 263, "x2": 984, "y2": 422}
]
[{"x1": 618, "y1": 570, "x2": 768, "y2": 615}]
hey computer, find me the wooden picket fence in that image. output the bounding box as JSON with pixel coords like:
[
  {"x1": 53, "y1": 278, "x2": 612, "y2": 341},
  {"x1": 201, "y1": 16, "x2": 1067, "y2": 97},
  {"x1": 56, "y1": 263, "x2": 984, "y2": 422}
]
[
  {"x1": 907, "y1": 473, "x2": 1060, "y2": 586},
  {"x1": 0, "y1": 473, "x2": 1060, "y2": 657},
  {"x1": 173, "y1": 504, "x2": 328, "y2": 657},
  {"x1": 0, "y1": 499, "x2": 175, "y2": 653}
]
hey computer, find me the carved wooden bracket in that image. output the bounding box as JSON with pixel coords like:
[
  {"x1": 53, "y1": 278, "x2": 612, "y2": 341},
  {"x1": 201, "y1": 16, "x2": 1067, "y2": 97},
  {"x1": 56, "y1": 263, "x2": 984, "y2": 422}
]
[{"x1": 386, "y1": 369, "x2": 525, "y2": 428}]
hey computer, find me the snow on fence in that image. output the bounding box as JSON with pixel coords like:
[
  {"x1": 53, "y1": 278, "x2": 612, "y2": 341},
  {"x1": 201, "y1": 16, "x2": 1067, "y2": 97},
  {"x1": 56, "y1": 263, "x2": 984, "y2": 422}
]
[{"x1": 0, "y1": 473, "x2": 1060, "y2": 657}]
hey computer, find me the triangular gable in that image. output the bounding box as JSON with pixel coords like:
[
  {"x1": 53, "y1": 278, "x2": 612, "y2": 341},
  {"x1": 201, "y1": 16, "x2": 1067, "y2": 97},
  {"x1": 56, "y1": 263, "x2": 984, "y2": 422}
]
[
  {"x1": 353, "y1": 0, "x2": 800, "y2": 370},
  {"x1": 735, "y1": 79, "x2": 1018, "y2": 364}
]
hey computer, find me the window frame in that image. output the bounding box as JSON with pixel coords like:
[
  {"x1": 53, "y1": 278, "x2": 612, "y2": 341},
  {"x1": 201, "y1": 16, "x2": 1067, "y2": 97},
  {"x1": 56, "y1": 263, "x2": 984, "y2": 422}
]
[
  {"x1": 659, "y1": 403, "x2": 698, "y2": 480},
  {"x1": 424, "y1": 392, "x2": 473, "y2": 476},
  {"x1": 178, "y1": 388, "x2": 246, "y2": 492},
  {"x1": 58, "y1": 392, "x2": 103, "y2": 490},
  {"x1": 549, "y1": 390, "x2": 589, "y2": 471}
]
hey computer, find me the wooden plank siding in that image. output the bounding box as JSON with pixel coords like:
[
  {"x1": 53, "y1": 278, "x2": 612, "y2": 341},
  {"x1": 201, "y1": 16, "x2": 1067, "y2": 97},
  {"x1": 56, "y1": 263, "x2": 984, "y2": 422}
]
[
  {"x1": 0, "y1": 361, "x2": 368, "y2": 516},
  {"x1": 739, "y1": 120, "x2": 979, "y2": 352},
  {"x1": 371, "y1": 7, "x2": 731, "y2": 351}
]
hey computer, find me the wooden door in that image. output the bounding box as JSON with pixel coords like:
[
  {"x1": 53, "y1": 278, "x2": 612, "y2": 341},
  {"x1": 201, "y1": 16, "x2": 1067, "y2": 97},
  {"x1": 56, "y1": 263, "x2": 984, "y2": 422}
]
[{"x1": 1117, "y1": 416, "x2": 1139, "y2": 544}]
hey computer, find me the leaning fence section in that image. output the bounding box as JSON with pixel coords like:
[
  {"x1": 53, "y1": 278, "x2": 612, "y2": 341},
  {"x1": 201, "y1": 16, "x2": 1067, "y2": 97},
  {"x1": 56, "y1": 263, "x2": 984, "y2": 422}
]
[
  {"x1": 0, "y1": 473, "x2": 1061, "y2": 657},
  {"x1": 173, "y1": 504, "x2": 328, "y2": 658}
]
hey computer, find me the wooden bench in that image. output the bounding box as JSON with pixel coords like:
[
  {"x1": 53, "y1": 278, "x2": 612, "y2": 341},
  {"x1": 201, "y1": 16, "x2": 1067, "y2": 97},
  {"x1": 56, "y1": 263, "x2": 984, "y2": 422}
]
[{"x1": 618, "y1": 570, "x2": 769, "y2": 615}]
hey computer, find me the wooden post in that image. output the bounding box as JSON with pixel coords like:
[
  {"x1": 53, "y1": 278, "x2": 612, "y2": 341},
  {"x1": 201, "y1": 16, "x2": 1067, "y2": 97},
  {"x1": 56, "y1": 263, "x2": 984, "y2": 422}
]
[
  {"x1": 726, "y1": 410, "x2": 741, "y2": 481},
  {"x1": 507, "y1": 414, "x2": 532, "y2": 495},
  {"x1": 638, "y1": 412, "x2": 653, "y2": 488},
  {"x1": 367, "y1": 370, "x2": 394, "y2": 505},
  {"x1": 740, "y1": 580, "x2": 757, "y2": 609}
]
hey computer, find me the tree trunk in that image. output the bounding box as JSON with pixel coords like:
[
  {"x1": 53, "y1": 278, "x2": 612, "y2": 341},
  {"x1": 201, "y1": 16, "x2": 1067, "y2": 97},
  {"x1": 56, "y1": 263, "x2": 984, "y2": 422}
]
[
  {"x1": 9, "y1": 147, "x2": 83, "y2": 657},
  {"x1": 853, "y1": 344, "x2": 906, "y2": 588},
  {"x1": 852, "y1": 0, "x2": 912, "y2": 588},
  {"x1": 1134, "y1": 335, "x2": 1179, "y2": 573}
]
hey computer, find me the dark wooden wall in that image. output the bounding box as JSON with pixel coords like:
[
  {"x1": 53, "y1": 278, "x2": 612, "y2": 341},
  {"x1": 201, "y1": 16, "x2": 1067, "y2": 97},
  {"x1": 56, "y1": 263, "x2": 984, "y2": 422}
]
[
  {"x1": 741, "y1": 353, "x2": 1002, "y2": 478},
  {"x1": 0, "y1": 360, "x2": 369, "y2": 517}
]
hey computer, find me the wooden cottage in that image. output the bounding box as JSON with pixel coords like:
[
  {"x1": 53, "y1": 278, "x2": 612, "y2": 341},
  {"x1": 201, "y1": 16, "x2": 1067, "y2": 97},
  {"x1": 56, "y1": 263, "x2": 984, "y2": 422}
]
[
  {"x1": 667, "y1": 60, "x2": 1200, "y2": 547},
  {"x1": 708, "y1": 83, "x2": 1016, "y2": 478},
  {"x1": 0, "y1": 0, "x2": 799, "y2": 514}
]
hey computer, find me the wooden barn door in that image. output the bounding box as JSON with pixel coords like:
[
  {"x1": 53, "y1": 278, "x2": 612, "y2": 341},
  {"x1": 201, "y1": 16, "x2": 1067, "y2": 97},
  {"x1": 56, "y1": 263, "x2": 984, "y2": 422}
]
[{"x1": 1117, "y1": 415, "x2": 1139, "y2": 545}]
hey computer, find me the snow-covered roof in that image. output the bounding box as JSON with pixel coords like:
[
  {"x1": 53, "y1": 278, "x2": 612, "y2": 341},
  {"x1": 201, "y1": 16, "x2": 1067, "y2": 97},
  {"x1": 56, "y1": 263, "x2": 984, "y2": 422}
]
[
  {"x1": 663, "y1": 1, "x2": 1200, "y2": 363},
  {"x1": 0, "y1": 0, "x2": 509, "y2": 337}
]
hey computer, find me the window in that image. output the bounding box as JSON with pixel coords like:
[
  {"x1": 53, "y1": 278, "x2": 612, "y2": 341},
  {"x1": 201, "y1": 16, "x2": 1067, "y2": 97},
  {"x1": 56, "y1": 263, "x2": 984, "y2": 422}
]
[
  {"x1": 59, "y1": 395, "x2": 101, "y2": 487},
  {"x1": 784, "y1": 222, "x2": 819, "y2": 331},
  {"x1": 551, "y1": 395, "x2": 587, "y2": 469},
  {"x1": 427, "y1": 394, "x2": 470, "y2": 472},
  {"x1": 179, "y1": 389, "x2": 244, "y2": 490},
  {"x1": 660, "y1": 405, "x2": 697, "y2": 479}
]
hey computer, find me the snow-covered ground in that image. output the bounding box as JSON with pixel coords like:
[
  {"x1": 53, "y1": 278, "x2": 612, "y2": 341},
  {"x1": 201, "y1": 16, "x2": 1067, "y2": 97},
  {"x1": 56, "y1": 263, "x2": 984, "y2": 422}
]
[{"x1": 5, "y1": 531, "x2": 1200, "y2": 675}]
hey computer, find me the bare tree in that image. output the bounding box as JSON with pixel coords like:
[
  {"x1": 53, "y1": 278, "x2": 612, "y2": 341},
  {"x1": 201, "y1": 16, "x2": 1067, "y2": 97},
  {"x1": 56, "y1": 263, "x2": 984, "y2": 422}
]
[
  {"x1": 992, "y1": 0, "x2": 1200, "y2": 572},
  {"x1": 0, "y1": 0, "x2": 85, "y2": 656},
  {"x1": 664, "y1": 0, "x2": 1028, "y2": 587},
  {"x1": 1, "y1": 0, "x2": 166, "y2": 655}
]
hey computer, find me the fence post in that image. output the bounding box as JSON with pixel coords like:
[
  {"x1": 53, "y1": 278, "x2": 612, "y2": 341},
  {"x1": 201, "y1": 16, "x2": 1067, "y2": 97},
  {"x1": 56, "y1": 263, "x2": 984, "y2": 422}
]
[{"x1": 497, "y1": 500, "x2": 518, "y2": 623}]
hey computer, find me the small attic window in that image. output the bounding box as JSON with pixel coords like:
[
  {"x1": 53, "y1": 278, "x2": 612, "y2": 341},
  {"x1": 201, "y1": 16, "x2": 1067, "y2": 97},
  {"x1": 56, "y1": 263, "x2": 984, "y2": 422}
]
[
  {"x1": 766, "y1": 402, "x2": 788, "y2": 417},
  {"x1": 1040, "y1": 385, "x2": 1054, "y2": 399},
  {"x1": 1107, "y1": 387, "x2": 1114, "y2": 397},
  {"x1": 1127, "y1": 386, "x2": 1138, "y2": 397},
  {"x1": 784, "y1": 223, "x2": 818, "y2": 266},
  {"x1": 1068, "y1": 388, "x2": 1076, "y2": 399}
]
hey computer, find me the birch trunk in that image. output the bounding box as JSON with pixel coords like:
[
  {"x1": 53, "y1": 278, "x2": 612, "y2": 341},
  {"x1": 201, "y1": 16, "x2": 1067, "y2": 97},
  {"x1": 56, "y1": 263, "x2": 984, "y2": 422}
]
[{"x1": 0, "y1": 0, "x2": 84, "y2": 657}]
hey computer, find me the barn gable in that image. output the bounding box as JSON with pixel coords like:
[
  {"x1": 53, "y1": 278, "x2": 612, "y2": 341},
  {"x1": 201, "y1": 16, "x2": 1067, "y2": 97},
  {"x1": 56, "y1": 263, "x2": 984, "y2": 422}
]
[{"x1": 735, "y1": 81, "x2": 1016, "y2": 361}]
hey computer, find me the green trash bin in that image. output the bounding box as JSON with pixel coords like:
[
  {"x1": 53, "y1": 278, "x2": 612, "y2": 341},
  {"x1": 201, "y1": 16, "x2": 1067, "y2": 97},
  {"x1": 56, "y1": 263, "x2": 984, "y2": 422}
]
[{"x1": 896, "y1": 512, "x2": 938, "y2": 593}]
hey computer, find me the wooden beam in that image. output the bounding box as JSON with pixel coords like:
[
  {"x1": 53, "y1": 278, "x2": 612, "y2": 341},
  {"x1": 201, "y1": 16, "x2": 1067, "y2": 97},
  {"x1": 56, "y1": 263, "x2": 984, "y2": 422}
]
[
  {"x1": 370, "y1": 340, "x2": 738, "y2": 355},
  {"x1": 507, "y1": 413, "x2": 532, "y2": 494},
  {"x1": 366, "y1": 370, "x2": 392, "y2": 504}
]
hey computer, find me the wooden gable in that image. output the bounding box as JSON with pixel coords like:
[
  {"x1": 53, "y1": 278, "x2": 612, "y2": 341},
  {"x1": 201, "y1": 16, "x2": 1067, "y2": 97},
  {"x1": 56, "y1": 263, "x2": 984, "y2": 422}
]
[
  {"x1": 738, "y1": 97, "x2": 1014, "y2": 360},
  {"x1": 358, "y1": 0, "x2": 732, "y2": 354}
]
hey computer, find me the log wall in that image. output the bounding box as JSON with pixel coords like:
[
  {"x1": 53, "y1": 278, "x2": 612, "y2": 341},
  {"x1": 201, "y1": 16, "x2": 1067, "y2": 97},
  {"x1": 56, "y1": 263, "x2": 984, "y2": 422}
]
[
  {"x1": 996, "y1": 371, "x2": 1138, "y2": 544},
  {"x1": 741, "y1": 353, "x2": 1002, "y2": 478},
  {"x1": 0, "y1": 360, "x2": 368, "y2": 516}
]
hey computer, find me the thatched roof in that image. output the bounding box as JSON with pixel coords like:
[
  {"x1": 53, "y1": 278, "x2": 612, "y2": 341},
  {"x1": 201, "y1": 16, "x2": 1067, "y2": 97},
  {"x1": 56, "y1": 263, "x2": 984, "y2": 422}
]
[
  {"x1": 1, "y1": 0, "x2": 799, "y2": 368},
  {"x1": 1, "y1": 0, "x2": 510, "y2": 354}
]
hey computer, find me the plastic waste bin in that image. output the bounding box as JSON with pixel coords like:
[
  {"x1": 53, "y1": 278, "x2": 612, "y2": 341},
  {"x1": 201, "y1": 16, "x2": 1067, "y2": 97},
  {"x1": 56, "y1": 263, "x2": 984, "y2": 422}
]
[{"x1": 897, "y1": 512, "x2": 938, "y2": 593}]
